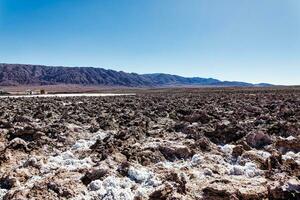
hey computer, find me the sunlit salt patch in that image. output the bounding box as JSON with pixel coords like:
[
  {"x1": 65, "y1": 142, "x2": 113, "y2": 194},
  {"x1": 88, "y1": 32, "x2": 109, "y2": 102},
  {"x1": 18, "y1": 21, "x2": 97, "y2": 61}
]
[
  {"x1": 127, "y1": 165, "x2": 162, "y2": 188},
  {"x1": 142, "y1": 141, "x2": 161, "y2": 149},
  {"x1": 84, "y1": 176, "x2": 135, "y2": 200},
  {"x1": 102, "y1": 187, "x2": 134, "y2": 200},
  {"x1": 94, "y1": 131, "x2": 109, "y2": 140},
  {"x1": 71, "y1": 139, "x2": 95, "y2": 151},
  {"x1": 144, "y1": 176, "x2": 162, "y2": 188},
  {"x1": 25, "y1": 176, "x2": 43, "y2": 188},
  {"x1": 157, "y1": 160, "x2": 190, "y2": 169},
  {"x1": 71, "y1": 131, "x2": 108, "y2": 151},
  {"x1": 203, "y1": 168, "x2": 213, "y2": 176},
  {"x1": 0, "y1": 93, "x2": 135, "y2": 98},
  {"x1": 191, "y1": 154, "x2": 203, "y2": 166},
  {"x1": 134, "y1": 187, "x2": 149, "y2": 199},
  {"x1": 82, "y1": 175, "x2": 161, "y2": 200},
  {"x1": 286, "y1": 136, "x2": 296, "y2": 141},
  {"x1": 244, "y1": 150, "x2": 271, "y2": 161},
  {"x1": 282, "y1": 151, "x2": 300, "y2": 165},
  {"x1": 128, "y1": 166, "x2": 152, "y2": 183},
  {"x1": 62, "y1": 102, "x2": 72, "y2": 106},
  {"x1": 66, "y1": 123, "x2": 83, "y2": 132},
  {"x1": 143, "y1": 140, "x2": 189, "y2": 150},
  {"x1": 229, "y1": 162, "x2": 262, "y2": 177},
  {"x1": 41, "y1": 151, "x2": 94, "y2": 173},
  {"x1": 255, "y1": 150, "x2": 271, "y2": 160},
  {"x1": 0, "y1": 189, "x2": 8, "y2": 199},
  {"x1": 280, "y1": 136, "x2": 296, "y2": 141},
  {"x1": 88, "y1": 180, "x2": 102, "y2": 191},
  {"x1": 283, "y1": 178, "x2": 300, "y2": 192},
  {"x1": 220, "y1": 144, "x2": 235, "y2": 156},
  {"x1": 133, "y1": 178, "x2": 163, "y2": 199},
  {"x1": 221, "y1": 120, "x2": 231, "y2": 126}
]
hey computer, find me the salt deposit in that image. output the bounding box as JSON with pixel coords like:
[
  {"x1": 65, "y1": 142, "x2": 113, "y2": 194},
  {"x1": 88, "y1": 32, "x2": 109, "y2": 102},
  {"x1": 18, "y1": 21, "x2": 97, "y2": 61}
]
[
  {"x1": 220, "y1": 144, "x2": 235, "y2": 156},
  {"x1": 191, "y1": 154, "x2": 203, "y2": 166},
  {"x1": 282, "y1": 151, "x2": 300, "y2": 165},
  {"x1": 0, "y1": 93, "x2": 135, "y2": 98},
  {"x1": 41, "y1": 151, "x2": 94, "y2": 173},
  {"x1": 0, "y1": 189, "x2": 7, "y2": 199},
  {"x1": 255, "y1": 150, "x2": 271, "y2": 160},
  {"x1": 128, "y1": 166, "x2": 152, "y2": 183},
  {"x1": 88, "y1": 180, "x2": 102, "y2": 191},
  {"x1": 84, "y1": 176, "x2": 135, "y2": 200},
  {"x1": 229, "y1": 162, "x2": 261, "y2": 177}
]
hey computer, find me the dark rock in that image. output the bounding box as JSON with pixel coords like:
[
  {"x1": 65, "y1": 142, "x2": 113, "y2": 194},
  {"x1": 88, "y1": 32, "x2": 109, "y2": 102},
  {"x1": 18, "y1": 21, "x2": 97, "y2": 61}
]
[
  {"x1": 136, "y1": 149, "x2": 165, "y2": 165},
  {"x1": 8, "y1": 138, "x2": 29, "y2": 151},
  {"x1": 81, "y1": 168, "x2": 108, "y2": 185},
  {"x1": 0, "y1": 176, "x2": 17, "y2": 190},
  {"x1": 184, "y1": 112, "x2": 210, "y2": 123},
  {"x1": 8, "y1": 126, "x2": 42, "y2": 142},
  {"x1": 165, "y1": 172, "x2": 186, "y2": 194},
  {"x1": 47, "y1": 182, "x2": 73, "y2": 198},
  {"x1": 204, "y1": 122, "x2": 246, "y2": 145},
  {"x1": 202, "y1": 186, "x2": 238, "y2": 200},
  {"x1": 173, "y1": 123, "x2": 187, "y2": 132},
  {"x1": 268, "y1": 180, "x2": 300, "y2": 200},
  {"x1": 246, "y1": 131, "x2": 272, "y2": 149},
  {"x1": 282, "y1": 158, "x2": 300, "y2": 177},
  {"x1": 117, "y1": 161, "x2": 130, "y2": 177},
  {"x1": 193, "y1": 137, "x2": 211, "y2": 151},
  {"x1": 266, "y1": 152, "x2": 282, "y2": 171},
  {"x1": 159, "y1": 145, "x2": 192, "y2": 161},
  {"x1": 232, "y1": 145, "x2": 244, "y2": 158},
  {"x1": 275, "y1": 137, "x2": 300, "y2": 154},
  {"x1": 0, "y1": 120, "x2": 12, "y2": 129},
  {"x1": 149, "y1": 184, "x2": 173, "y2": 200}
]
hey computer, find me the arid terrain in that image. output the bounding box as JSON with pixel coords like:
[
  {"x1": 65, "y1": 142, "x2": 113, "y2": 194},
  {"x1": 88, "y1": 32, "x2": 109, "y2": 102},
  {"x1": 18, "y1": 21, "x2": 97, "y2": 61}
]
[{"x1": 0, "y1": 88, "x2": 299, "y2": 199}]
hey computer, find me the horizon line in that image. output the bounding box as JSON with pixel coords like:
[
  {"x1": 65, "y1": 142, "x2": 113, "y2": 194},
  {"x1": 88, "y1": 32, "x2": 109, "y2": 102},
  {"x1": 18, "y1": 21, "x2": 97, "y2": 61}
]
[{"x1": 0, "y1": 62, "x2": 282, "y2": 86}]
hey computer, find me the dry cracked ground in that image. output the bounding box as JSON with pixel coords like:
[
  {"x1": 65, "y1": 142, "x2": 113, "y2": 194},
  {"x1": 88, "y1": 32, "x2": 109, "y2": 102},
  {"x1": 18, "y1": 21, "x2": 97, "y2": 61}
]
[{"x1": 0, "y1": 89, "x2": 299, "y2": 200}]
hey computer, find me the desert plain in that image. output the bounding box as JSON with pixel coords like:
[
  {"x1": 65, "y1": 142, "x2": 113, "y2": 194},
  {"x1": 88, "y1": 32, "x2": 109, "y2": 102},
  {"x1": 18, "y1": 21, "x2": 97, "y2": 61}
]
[{"x1": 0, "y1": 87, "x2": 299, "y2": 199}]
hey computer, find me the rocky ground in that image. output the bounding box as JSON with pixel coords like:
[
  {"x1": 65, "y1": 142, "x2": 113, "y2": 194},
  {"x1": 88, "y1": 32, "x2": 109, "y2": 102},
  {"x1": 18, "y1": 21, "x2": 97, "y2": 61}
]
[{"x1": 0, "y1": 88, "x2": 299, "y2": 199}]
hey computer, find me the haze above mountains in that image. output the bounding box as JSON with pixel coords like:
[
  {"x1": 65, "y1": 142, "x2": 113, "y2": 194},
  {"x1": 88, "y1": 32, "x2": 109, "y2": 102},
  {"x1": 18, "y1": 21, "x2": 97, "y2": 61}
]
[{"x1": 0, "y1": 63, "x2": 272, "y2": 87}]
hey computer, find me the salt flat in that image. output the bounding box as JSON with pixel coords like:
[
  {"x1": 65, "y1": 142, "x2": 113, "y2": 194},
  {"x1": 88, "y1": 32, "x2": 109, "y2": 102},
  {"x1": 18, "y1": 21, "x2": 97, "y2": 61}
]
[{"x1": 0, "y1": 93, "x2": 135, "y2": 98}]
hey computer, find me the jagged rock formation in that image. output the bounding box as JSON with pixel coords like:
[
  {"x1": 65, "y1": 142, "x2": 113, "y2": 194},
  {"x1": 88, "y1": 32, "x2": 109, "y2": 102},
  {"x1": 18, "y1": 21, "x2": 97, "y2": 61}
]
[{"x1": 0, "y1": 88, "x2": 299, "y2": 199}]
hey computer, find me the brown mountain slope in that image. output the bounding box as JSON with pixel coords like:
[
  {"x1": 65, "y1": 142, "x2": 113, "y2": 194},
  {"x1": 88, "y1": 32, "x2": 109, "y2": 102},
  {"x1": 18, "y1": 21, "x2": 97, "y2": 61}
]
[{"x1": 0, "y1": 63, "x2": 271, "y2": 87}]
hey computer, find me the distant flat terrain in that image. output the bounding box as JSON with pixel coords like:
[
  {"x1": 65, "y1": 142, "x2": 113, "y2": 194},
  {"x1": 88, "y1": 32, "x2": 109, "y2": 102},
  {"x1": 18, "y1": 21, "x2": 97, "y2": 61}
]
[
  {"x1": 1, "y1": 84, "x2": 298, "y2": 95},
  {"x1": 0, "y1": 93, "x2": 134, "y2": 98}
]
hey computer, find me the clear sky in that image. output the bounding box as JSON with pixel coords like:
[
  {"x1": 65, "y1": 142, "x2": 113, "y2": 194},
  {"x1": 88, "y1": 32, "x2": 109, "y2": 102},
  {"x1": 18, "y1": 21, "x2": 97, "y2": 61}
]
[{"x1": 0, "y1": 0, "x2": 299, "y2": 85}]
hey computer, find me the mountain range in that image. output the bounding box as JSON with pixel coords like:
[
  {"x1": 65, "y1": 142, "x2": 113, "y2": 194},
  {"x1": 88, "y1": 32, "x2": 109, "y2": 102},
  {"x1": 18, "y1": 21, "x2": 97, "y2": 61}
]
[{"x1": 0, "y1": 63, "x2": 272, "y2": 87}]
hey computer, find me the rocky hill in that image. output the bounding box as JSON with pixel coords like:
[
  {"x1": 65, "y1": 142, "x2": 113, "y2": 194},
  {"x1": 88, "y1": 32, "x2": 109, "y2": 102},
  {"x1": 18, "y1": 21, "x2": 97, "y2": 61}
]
[{"x1": 0, "y1": 63, "x2": 271, "y2": 87}]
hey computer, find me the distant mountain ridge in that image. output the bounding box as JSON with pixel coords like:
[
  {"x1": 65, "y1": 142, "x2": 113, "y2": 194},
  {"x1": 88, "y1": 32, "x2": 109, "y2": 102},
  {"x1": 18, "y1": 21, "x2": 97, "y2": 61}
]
[{"x1": 0, "y1": 63, "x2": 272, "y2": 87}]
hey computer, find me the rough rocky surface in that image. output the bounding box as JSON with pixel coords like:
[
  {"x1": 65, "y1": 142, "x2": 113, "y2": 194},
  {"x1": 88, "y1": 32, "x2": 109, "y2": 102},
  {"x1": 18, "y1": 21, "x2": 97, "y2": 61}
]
[{"x1": 0, "y1": 88, "x2": 299, "y2": 199}]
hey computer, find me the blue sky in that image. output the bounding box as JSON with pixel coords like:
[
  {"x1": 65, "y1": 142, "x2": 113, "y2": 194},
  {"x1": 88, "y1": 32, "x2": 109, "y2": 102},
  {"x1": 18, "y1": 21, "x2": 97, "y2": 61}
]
[{"x1": 0, "y1": 0, "x2": 299, "y2": 85}]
